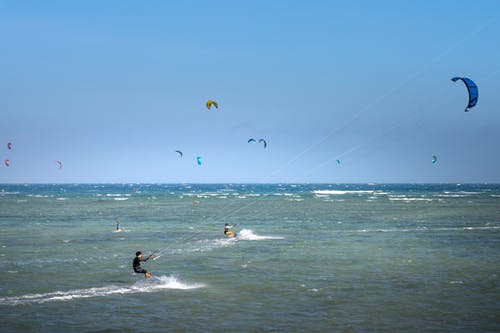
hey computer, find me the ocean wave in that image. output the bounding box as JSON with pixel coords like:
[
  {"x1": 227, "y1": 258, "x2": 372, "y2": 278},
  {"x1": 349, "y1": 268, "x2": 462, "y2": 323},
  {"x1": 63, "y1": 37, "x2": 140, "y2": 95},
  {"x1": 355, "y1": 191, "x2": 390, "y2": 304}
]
[
  {"x1": 313, "y1": 190, "x2": 374, "y2": 196},
  {"x1": 331, "y1": 226, "x2": 500, "y2": 234},
  {"x1": 0, "y1": 191, "x2": 20, "y2": 195},
  {"x1": 444, "y1": 191, "x2": 482, "y2": 195},
  {"x1": 388, "y1": 197, "x2": 434, "y2": 202},
  {"x1": 0, "y1": 275, "x2": 204, "y2": 306}
]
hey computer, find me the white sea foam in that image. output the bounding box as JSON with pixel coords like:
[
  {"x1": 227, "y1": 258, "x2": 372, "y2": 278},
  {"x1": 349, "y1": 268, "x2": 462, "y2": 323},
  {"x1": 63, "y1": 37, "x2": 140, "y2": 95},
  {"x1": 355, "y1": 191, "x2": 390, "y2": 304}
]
[
  {"x1": 0, "y1": 275, "x2": 204, "y2": 306},
  {"x1": 113, "y1": 197, "x2": 129, "y2": 201},
  {"x1": 237, "y1": 229, "x2": 284, "y2": 240},
  {"x1": 388, "y1": 197, "x2": 434, "y2": 202},
  {"x1": 313, "y1": 190, "x2": 373, "y2": 195},
  {"x1": 449, "y1": 280, "x2": 464, "y2": 284},
  {"x1": 444, "y1": 191, "x2": 481, "y2": 195},
  {"x1": 0, "y1": 191, "x2": 20, "y2": 195}
]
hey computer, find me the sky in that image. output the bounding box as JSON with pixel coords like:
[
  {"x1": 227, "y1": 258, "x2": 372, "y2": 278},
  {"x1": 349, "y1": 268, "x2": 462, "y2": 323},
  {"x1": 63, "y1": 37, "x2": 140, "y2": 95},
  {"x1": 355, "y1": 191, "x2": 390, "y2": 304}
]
[{"x1": 1, "y1": 0, "x2": 499, "y2": 183}]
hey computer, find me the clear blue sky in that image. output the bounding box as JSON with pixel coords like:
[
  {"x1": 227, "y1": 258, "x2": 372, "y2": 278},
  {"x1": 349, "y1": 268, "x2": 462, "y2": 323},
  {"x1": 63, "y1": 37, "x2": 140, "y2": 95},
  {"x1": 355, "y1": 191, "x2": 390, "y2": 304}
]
[{"x1": 1, "y1": 0, "x2": 499, "y2": 183}]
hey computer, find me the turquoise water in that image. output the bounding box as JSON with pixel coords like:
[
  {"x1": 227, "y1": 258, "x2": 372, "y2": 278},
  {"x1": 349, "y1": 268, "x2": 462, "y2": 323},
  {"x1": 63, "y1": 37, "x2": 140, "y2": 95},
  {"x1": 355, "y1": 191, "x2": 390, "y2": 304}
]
[{"x1": 0, "y1": 184, "x2": 499, "y2": 332}]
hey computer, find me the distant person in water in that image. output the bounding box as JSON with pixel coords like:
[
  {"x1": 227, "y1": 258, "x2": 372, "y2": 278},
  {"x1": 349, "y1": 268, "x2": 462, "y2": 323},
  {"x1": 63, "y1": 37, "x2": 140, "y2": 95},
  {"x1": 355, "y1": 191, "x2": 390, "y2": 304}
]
[
  {"x1": 115, "y1": 219, "x2": 122, "y2": 231},
  {"x1": 133, "y1": 251, "x2": 152, "y2": 278},
  {"x1": 224, "y1": 223, "x2": 236, "y2": 237}
]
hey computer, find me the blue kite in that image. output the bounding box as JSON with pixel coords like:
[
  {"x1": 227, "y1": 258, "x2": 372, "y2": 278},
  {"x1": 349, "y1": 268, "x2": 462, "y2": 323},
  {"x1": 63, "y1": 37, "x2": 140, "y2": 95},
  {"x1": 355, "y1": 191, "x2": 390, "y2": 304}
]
[{"x1": 451, "y1": 77, "x2": 478, "y2": 112}]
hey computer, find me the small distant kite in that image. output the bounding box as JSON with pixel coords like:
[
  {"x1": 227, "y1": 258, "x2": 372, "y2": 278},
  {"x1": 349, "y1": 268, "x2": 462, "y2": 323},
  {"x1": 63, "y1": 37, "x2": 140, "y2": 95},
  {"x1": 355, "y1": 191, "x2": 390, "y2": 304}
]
[
  {"x1": 4, "y1": 159, "x2": 10, "y2": 167},
  {"x1": 258, "y1": 139, "x2": 267, "y2": 149},
  {"x1": 55, "y1": 160, "x2": 63, "y2": 169},
  {"x1": 451, "y1": 77, "x2": 478, "y2": 112},
  {"x1": 248, "y1": 138, "x2": 256, "y2": 143},
  {"x1": 336, "y1": 159, "x2": 341, "y2": 165},
  {"x1": 7, "y1": 142, "x2": 12, "y2": 150},
  {"x1": 432, "y1": 155, "x2": 438, "y2": 164},
  {"x1": 206, "y1": 100, "x2": 218, "y2": 110},
  {"x1": 196, "y1": 156, "x2": 202, "y2": 166},
  {"x1": 175, "y1": 150, "x2": 183, "y2": 157}
]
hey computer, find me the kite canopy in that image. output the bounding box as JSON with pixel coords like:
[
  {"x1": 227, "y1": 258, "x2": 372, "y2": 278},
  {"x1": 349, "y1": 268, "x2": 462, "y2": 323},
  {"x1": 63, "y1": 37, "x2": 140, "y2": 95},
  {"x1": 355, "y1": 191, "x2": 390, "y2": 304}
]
[
  {"x1": 175, "y1": 150, "x2": 183, "y2": 157},
  {"x1": 432, "y1": 155, "x2": 438, "y2": 164},
  {"x1": 336, "y1": 159, "x2": 341, "y2": 165},
  {"x1": 258, "y1": 139, "x2": 267, "y2": 148},
  {"x1": 55, "y1": 160, "x2": 62, "y2": 169},
  {"x1": 4, "y1": 159, "x2": 10, "y2": 167},
  {"x1": 196, "y1": 156, "x2": 202, "y2": 165},
  {"x1": 206, "y1": 100, "x2": 218, "y2": 110},
  {"x1": 451, "y1": 77, "x2": 478, "y2": 112},
  {"x1": 248, "y1": 138, "x2": 256, "y2": 143},
  {"x1": 7, "y1": 142, "x2": 12, "y2": 150}
]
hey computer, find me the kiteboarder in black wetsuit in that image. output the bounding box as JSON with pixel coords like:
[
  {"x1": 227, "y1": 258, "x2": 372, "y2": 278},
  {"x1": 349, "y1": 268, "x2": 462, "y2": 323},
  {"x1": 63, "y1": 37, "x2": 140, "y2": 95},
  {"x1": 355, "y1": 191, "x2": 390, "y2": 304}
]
[{"x1": 133, "y1": 251, "x2": 152, "y2": 278}]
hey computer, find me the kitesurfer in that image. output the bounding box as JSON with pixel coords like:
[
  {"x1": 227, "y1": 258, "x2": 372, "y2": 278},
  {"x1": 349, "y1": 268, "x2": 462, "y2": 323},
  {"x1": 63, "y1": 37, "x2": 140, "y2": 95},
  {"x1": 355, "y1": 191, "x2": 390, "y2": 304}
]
[
  {"x1": 115, "y1": 219, "x2": 122, "y2": 231},
  {"x1": 133, "y1": 251, "x2": 152, "y2": 278},
  {"x1": 224, "y1": 223, "x2": 236, "y2": 237}
]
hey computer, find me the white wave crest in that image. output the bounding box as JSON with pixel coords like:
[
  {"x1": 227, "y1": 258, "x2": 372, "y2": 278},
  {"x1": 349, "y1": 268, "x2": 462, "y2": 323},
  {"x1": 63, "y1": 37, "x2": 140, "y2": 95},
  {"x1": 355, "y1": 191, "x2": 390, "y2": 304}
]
[
  {"x1": 313, "y1": 190, "x2": 373, "y2": 196},
  {"x1": 0, "y1": 275, "x2": 204, "y2": 306}
]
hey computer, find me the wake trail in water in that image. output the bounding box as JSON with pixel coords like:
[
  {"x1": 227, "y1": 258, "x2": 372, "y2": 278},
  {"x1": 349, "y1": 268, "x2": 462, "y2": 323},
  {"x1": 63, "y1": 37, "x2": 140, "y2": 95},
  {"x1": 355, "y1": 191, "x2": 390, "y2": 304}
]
[
  {"x1": 237, "y1": 229, "x2": 284, "y2": 240},
  {"x1": 153, "y1": 229, "x2": 284, "y2": 259},
  {"x1": 0, "y1": 275, "x2": 204, "y2": 306}
]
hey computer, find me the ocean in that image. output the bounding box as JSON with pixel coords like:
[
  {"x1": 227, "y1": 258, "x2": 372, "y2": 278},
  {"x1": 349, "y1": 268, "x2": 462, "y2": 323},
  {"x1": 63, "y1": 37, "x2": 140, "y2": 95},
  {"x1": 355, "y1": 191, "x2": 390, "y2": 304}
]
[{"x1": 0, "y1": 184, "x2": 499, "y2": 332}]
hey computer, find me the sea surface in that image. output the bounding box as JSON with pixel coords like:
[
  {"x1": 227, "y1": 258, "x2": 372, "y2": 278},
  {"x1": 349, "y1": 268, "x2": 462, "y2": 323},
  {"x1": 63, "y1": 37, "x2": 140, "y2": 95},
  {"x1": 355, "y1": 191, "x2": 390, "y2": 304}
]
[{"x1": 0, "y1": 184, "x2": 499, "y2": 332}]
